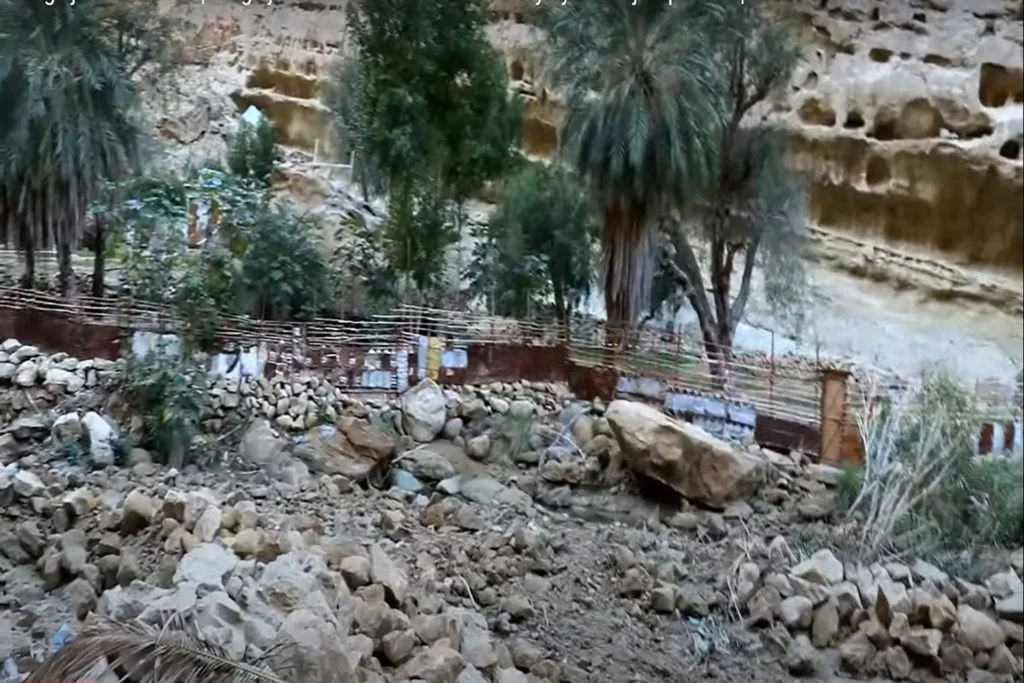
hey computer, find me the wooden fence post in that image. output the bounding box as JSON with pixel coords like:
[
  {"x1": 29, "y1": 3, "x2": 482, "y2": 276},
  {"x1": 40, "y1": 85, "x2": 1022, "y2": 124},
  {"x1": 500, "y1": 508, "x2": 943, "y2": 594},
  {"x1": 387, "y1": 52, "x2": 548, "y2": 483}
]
[{"x1": 820, "y1": 368, "x2": 851, "y2": 464}]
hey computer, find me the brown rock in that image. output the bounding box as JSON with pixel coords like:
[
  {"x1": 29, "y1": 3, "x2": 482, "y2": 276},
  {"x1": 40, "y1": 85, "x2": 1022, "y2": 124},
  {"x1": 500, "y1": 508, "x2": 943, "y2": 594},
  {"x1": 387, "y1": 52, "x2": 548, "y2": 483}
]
[
  {"x1": 605, "y1": 400, "x2": 766, "y2": 509},
  {"x1": 884, "y1": 645, "x2": 912, "y2": 680},
  {"x1": 839, "y1": 631, "x2": 877, "y2": 675},
  {"x1": 957, "y1": 604, "x2": 1006, "y2": 653},
  {"x1": 811, "y1": 599, "x2": 840, "y2": 647}
]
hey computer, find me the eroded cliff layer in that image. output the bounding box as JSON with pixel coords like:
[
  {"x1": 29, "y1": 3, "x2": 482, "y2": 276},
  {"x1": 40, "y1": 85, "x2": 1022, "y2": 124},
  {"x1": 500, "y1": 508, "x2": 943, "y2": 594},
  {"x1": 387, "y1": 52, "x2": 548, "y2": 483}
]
[
  {"x1": 162, "y1": 0, "x2": 1023, "y2": 271},
  {"x1": 780, "y1": 0, "x2": 1023, "y2": 270}
]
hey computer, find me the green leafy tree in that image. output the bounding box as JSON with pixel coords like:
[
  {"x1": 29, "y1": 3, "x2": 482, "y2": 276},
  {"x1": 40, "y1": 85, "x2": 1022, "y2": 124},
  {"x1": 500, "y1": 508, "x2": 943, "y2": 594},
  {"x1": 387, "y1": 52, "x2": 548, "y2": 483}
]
[
  {"x1": 656, "y1": 0, "x2": 806, "y2": 387},
  {"x1": 543, "y1": 0, "x2": 725, "y2": 350},
  {"x1": 0, "y1": 0, "x2": 142, "y2": 294},
  {"x1": 323, "y1": 57, "x2": 384, "y2": 202},
  {"x1": 383, "y1": 178, "x2": 457, "y2": 299},
  {"x1": 89, "y1": 0, "x2": 182, "y2": 297},
  {"x1": 226, "y1": 117, "x2": 281, "y2": 186},
  {"x1": 340, "y1": 0, "x2": 520, "y2": 295},
  {"x1": 469, "y1": 162, "x2": 593, "y2": 324},
  {"x1": 240, "y1": 208, "x2": 336, "y2": 321}
]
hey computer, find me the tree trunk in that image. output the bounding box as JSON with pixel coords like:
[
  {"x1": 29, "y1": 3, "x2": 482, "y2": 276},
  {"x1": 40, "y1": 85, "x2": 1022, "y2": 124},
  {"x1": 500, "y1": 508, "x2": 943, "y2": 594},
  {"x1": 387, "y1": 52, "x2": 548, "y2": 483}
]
[
  {"x1": 20, "y1": 239, "x2": 35, "y2": 290},
  {"x1": 706, "y1": 324, "x2": 734, "y2": 392},
  {"x1": 601, "y1": 203, "x2": 651, "y2": 365},
  {"x1": 57, "y1": 240, "x2": 73, "y2": 298},
  {"x1": 552, "y1": 281, "x2": 571, "y2": 343},
  {"x1": 92, "y1": 217, "x2": 106, "y2": 298}
]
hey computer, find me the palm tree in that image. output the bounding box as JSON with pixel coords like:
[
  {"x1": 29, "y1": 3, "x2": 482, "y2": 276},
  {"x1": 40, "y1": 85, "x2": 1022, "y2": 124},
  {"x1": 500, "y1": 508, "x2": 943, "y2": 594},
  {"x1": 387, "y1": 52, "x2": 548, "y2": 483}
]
[
  {"x1": 543, "y1": 0, "x2": 725, "y2": 354},
  {"x1": 0, "y1": 0, "x2": 141, "y2": 295},
  {"x1": 544, "y1": 0, "x2": 729, "y2": 352}
]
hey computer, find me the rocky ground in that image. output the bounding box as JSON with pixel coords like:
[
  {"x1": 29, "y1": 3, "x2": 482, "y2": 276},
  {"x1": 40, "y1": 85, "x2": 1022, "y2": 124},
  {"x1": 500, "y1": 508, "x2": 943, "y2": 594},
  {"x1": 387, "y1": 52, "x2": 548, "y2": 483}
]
[{"x1": 0, "y1": 338, "x2": 1022, "y2": 683}]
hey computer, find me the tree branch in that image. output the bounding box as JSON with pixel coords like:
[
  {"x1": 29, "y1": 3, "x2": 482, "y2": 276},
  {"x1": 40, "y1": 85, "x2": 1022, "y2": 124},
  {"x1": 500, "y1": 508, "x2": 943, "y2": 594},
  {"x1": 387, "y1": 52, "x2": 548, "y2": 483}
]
[
  {"x1": 728, "y1": 232, "x2": 762, "y2": 336},
  {"x1": 664, "y1": 217, "x2": 715, "y2": 335}
]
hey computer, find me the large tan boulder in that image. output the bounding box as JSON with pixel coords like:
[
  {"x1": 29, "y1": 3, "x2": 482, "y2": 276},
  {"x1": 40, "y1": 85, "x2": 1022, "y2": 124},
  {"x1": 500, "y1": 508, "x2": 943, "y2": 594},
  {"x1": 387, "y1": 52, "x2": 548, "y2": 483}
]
[{"x1": 605, "y1": 400, "x2": 766, "y2": 509}]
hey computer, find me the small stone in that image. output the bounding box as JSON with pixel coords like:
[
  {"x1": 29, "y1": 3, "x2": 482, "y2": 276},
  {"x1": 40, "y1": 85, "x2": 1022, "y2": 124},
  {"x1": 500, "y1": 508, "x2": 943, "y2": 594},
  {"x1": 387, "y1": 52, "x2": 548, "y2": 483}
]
[
  {"x1": 12, "y1": 470, "x2": 44, "y2": 498},
  {"x1": 501, "y1": 594, "x2": 535, "y2": 621},
  {"x1": 65, "y1": 576, "x2": 98, "y2": 620},
  {"x1": 831, "y1": 582, "x2": 862, "y2": 623},
  {"x1": 899, "y1": 627, "x2": 942, "y2": 658},
  {"x1": 747, "y1": 585, "x2": 782, "y2": 626},
  {"x1": 786, "y1": 634, "x2": 817, "y2": 677},
  {"x1": 884, "y1": 645, "x2": 912, "y2": 680},
  {"x1": 987, "y1": 571, "x2": 1023, "y2": 599},
  {"x1": 791, "y1": 549, "x2": 844, "y2": 586},
  {"x1": 994, "y1": 591, "x2": 1023, "y2": 623},
  {"x1": 779, "y1": 596, "x2": 814, "y2": 630},
  {"x1": 957, "y1": 604, "x2": 1006, "y2": 652},
  {"x1": 650, "y1": 584, "x2": 676, "y2": 613},
  {"x1": 466, "y1": 435, "x2": 490, "y2": 460},
  {"x1": 192, "y1": 505, "x2": 223, "y2": 542},
  {"x1": 381, "y1": 629, "x2": 417, "y2": 665},
  {"x1": 988, "y1": 643, "x2": 1020, "y2": 675},
  {"x1": 875, "y1": 582, "x2": 909, "y2": 627},
  {"x1": 911, "y1": 559, "x2": 948, "y2": 586},
  {"x1": 839, "y1": 631, "x2": 876, "y2": 674},
  {"x1": 340, "y1": 555, "x2": 372, "y2": 590},
  {"x1": 121, "y1": 490, "x2": 155, "y2": 535},
  {"x1": 811, "y1": 599, "x2": 839, "y2": 647}
]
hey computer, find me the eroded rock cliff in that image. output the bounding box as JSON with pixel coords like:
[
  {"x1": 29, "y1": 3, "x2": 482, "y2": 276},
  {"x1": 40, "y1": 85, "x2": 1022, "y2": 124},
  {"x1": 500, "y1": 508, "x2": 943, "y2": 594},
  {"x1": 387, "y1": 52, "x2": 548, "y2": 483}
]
[{"x1": 160, "y1": 0, "x2": 1023, "y2": 272}]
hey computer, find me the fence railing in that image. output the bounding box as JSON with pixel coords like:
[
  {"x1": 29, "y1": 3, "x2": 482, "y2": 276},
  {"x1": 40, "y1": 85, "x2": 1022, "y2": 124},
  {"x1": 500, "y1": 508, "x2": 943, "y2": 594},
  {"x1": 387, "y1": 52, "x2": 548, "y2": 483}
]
[{"x1": 0, "y1": 284, "x2": 1019, "y2": 428}]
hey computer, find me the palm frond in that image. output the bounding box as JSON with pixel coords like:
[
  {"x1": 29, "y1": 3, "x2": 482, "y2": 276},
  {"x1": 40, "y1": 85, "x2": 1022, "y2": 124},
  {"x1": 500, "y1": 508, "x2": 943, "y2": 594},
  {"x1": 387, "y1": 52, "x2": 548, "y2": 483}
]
[
  {"x1": 541, "y1": 0, "x2": 729, "y2": 326},
  {"x1": 26, "y1": 616, "x2": 291, "y2": 683},
  {"x1": 0, "y1": 0, "x2": 142, "y2": 276}
]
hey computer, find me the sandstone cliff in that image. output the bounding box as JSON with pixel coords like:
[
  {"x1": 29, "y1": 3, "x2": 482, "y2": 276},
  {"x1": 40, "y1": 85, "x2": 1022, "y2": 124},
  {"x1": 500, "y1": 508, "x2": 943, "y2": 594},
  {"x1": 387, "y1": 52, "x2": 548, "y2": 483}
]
[{"x1": 158, "y1": 0, "x2": 1023, "y2": 274}]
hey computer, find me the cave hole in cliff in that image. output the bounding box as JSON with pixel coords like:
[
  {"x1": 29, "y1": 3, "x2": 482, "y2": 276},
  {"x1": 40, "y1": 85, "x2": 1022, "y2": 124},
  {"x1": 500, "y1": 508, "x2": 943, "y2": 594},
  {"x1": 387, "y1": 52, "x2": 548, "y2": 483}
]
[
  {"x1": 912, "y1": 12, "x2": 926, "y2": 23},
  {"x1": 979, "y1": 63, "x2": 1024, "y2": 108},
  {"x1": 1000, "y1": 139, "x2": 1022, "y2": 160},
  {"x1": 803, "y1": 71, "x2": 819, "y2": 89},
  {"x1": 869, "y1": 112, "x2": 897, "y2": 140},
  {"x1": 798, "y1": 97, "x2": 836, "y2": 127},
  {"x1": 869, "y1": 47, "x2": 893, "y2": 63},
  {"x1": 844, "y1": 110, "x2": 865, "y2": 129},
  {"x1": 870, "y1": 7, "x2": 880, "y2": 21},
  {"x1": 510, "y1": 59, "x2": 524, "y2": 81},
  {"x1": 865, "y1": 156, "x2": 891, "y2": 187}
]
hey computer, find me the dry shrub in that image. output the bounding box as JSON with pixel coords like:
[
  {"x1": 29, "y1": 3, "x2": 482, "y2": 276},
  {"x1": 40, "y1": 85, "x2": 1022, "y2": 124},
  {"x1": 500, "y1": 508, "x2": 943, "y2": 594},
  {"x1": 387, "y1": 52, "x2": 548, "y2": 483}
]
[{"x1": 845, "y1": 369, "x2": 1023, "y2": 562}]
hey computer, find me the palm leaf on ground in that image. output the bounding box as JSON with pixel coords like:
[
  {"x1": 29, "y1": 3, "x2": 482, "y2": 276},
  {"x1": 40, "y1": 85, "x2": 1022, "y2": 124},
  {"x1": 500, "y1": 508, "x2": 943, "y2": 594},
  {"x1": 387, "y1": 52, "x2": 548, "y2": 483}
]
[{"x1": 26, "y1": 616, "x2": 291, "y2": 683}]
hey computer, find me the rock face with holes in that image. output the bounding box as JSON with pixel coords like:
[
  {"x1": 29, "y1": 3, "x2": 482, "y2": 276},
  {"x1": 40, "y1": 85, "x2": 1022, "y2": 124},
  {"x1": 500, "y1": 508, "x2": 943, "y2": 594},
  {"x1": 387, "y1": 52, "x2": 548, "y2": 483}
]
[
  {"x1": 161, "y1": 1, "x2": 1022, "y2": 273},
  {"x1": 488, "y1": 0, "x2": 1024, "y2": 271},
  {"x1": 780, "y1": 0, "x2": 1023, "y2": 272}
]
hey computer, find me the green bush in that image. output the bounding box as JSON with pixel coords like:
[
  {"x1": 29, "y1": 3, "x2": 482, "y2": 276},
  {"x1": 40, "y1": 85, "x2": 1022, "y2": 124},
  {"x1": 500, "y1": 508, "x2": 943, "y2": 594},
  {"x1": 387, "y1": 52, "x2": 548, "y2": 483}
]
[
  {"x1": 241, "y1": 208, "x2": 336, "y2": 320},
  {"x1": 227, "y1": 117, "x2": 281, "y2": 186},
  {"x1": 120, "y1": 348, "x2": 205, "y2": 468}
]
